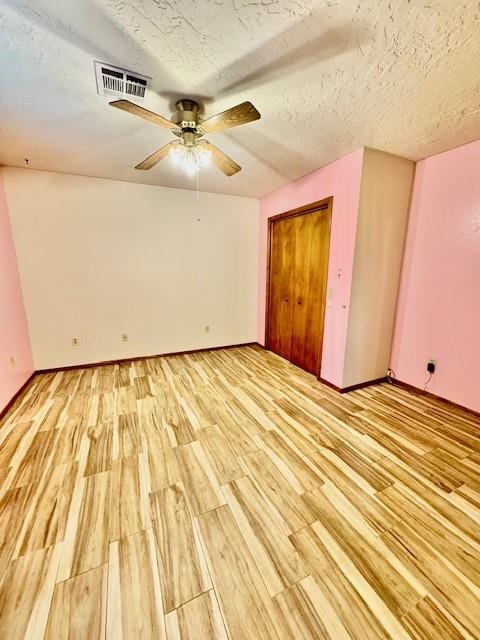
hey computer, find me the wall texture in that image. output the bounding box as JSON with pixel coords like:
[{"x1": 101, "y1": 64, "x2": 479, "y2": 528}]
[
  {"x1": 343, "y1": 149, "x2": 415, "y2": 387},
  {"x1": 5, "y1": 169, "x2": 259, "y2": 369},
  {"x1": 258, "y1": 148, "x2": 364, "y2": 387},
  {"x1": 391, "y1": 139, "x2": 480, "y2": 412},
  {"x1": 0, "y1": 169, "x2": 34, "y2": 411}
]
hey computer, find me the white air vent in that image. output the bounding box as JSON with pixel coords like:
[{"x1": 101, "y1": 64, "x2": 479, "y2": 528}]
[{"x1": 94, "y1": 61, "x2": 150, "y2": 103}]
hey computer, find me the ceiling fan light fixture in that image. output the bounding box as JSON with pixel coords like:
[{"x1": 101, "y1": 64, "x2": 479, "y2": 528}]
[
  {"x1": 169, "y1": 143, "x2": 212, "y2": 175},
  {"x1": 110, "y1": 98, "x2": 258, "y2": 176}
]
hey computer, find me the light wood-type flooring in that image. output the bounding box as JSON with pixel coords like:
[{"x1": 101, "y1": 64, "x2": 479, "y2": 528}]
[{"x1": 1, "y1": 345, "x2": 480, "y2": 639}]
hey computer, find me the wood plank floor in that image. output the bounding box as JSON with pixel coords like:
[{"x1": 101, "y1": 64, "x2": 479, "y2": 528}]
[{"x1": 1, "y1": 345, "x2": 479, "y2": 639}]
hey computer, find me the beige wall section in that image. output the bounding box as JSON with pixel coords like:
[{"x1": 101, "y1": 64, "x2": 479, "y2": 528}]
[
  {"x1": 342, "y1": 149, "x2": 415, "y2": 388},
  {"x1": 4, "y1": 168, "x2": 259, "y2": 369}
]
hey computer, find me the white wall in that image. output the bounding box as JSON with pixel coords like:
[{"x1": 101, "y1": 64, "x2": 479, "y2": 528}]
[
  {"x1": 342, "y1": 149, "x2": 415, "y2": 387},
  {"x1": 4, "y1": 168, "x2": 259, "y2": 369}
]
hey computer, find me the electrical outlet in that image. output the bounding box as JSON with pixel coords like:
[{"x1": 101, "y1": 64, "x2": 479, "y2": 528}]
[
  {"x1": 121, "y1": 333, "x2": 128, "y2": 342},
  {"x1": 204, "y1": 325, "x2": 210, "y2": 334},
  {"x1": 427, "y1": 359, "x2": 437, "y2": 373},
  {"x1": 72, "y1": 337, "x2": 79, "y2": 347},
  {"x1": 10, "y1": 355, "x2": 16, "y2": 368}
]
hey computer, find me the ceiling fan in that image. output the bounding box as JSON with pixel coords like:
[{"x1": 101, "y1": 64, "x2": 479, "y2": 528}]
[{"x1": 110, "y1": 98, "x2": 261, "y2": 176}]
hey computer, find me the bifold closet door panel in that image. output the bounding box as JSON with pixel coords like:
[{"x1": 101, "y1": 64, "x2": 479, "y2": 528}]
[
  {"x1": 267, "y1": 216, "x2": 297, "y2": 360},
  {"x1": 290, "y1": 210, "x2": 330, "y2": 375}
]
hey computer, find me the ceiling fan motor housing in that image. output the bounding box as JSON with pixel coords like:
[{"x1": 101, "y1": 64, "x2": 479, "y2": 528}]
[{"x1": 176, "y1": 99, "x2": 199, "y2": 129}]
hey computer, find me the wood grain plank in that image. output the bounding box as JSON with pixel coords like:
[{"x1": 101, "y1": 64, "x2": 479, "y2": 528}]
[
  {"x1": 38, "y1": 397, "x2": 69, "y2": 431},
  {"x1": 425, "y1": 448, "x2": 480, "y2": 492},
  {"x1": 109, "y1": 456, "x2": 146, "y2": 541},
  {"x1": 378, "y1": 484, "x2": 480, "y2": 586},
  {"x1": 45, "y1": 564, "x2": 107, "y2": 640},
  {"x1": 375, "y1": 456, "x2": 480, "y2": 544},
  {"x1": 175, "y1": 442, "x2": 225, "y2": 516},
  {"x1": 52, "y1": 418, "x2": 83, "y2": 464},
  {"x1": 0, "y1": 421, "x2": 33, "y2": 466},
  {"x1": 309, "y1": 520, "x2": 413, "y2": 640},
  {"x1": 197, "y1": 505, "x2": 284, "y2": 640},
  {"x1": 273, "y1": 576, "x2": 338, "y2": 640},
  {"x1": 291, "y1": 525, "x2": 397, "y2": 639},
  {"x1": 260, "y1": 430, "x2": 324, "y2": 493},
  {"x1": 117, "y1": 413, "x2": 143, "y2": 458},
  {"x1": 303, "y1": 486, "x2": 422, "y2": 617},
  {"x1": 242, "y1": 449, "x2": 316, "y2": 533},
  {"x1": 12, "y1": 430, "x2": 58, "y2": 487},
  {"x1": 401, "y1": 596, "x2": 466, "y2": 640},
  {"x1": 165, "y1": 590, "x2": 228, "y2": 640},
  {"x1": 150, "y1": 485, "x2": 211, "y2": 612},
  {"x1": 0, "y1": 545, "x2": 61, "y2": 640},
  {"x1": 223, "y1": 476, "x2": 308, "y2": 595},
  {"x1": 70, "y1": 471, "x2": 110, "y2": 577},
  {"x1": 16, "y1": 461, "x2": 76, "y2": 556},
  {"x1": 308, "y1": 450, "x2": 398, "y2": 534},
  {"x1": 0, "y1": 484, "x2": 35, "y2": 575},
  {"x1": 382, "y1": 522, "x2": 480, "y2": 638},
  {"x1": 85, "y1": 422, "x2": 113, "y2": 475},
  {"x1": 141, "y1": 409, "x2": 182, "y2": 491},
  {"x1": 163, "y1": 404, "x2": 196, "y2": 445},
  {"x1": 107, "y1": 530, "x2": 166, "y2": 639},
  {"x1": 197, "y1": 425, "x2": 246, "y2": 484}
]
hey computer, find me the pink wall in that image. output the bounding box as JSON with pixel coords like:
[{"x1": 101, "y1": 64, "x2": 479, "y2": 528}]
[
  {"x1": 0, "y1": 170, "x2": 34, "y2": 412},
  {"x1": 391, "y1": 139, "x2": 480, "y2": 413},
  {"x1": 258, "y1": 148, "x2": 364, "y2": 387}
]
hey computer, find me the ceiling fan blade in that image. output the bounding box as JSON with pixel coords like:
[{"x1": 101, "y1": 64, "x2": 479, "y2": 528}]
[
  {"x1": 135, "y1": 142, "x2": 178, "y2": 170},
  {"x1": 110, "y1": 99, "x2": 178, "y2": 130},
  {"x1": 204, "y1": 142, "x2": 241, "y2": 176},
  {"x1": 199, "y1": 102, "x2": 260, "y2": 134}
]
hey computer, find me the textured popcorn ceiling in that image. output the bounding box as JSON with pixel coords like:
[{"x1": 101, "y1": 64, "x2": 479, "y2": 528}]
[{"x1": 1, "y1": 0, "x2": 479, "y2": 197}]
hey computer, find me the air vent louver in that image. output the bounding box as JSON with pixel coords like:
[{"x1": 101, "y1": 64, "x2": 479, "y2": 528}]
[{"x1": 95, "y1": 62, "x2": 150, "y2": 102}]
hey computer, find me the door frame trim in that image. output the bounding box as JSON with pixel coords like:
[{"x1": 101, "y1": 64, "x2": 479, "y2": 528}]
[{"x1": 264, "y1": 197, "x2": 333, "y2": 378}]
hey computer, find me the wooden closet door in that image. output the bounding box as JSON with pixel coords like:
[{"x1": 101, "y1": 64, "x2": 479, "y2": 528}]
[
  {"x1": 267, "y1": 205, "x2": 330, "y2": 375},
  {"x1": 267, "y1": 216, "x2": 297, "y2": 360},
  {"x1": 290, "y1": 210, "x2": 330, "y2": 374}
]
